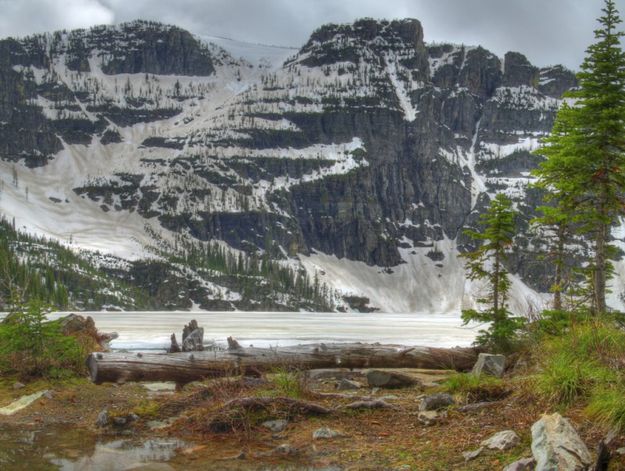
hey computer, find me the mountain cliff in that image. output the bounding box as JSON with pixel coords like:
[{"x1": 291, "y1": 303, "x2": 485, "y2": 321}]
[{"x1": 1, "y1": 18, "x2": 611, "y2": 313}]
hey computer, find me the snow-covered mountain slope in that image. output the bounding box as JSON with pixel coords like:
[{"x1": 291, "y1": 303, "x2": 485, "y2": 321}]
[{"x1": 2, "y1": 18, "x2": 618, "y2": 313}]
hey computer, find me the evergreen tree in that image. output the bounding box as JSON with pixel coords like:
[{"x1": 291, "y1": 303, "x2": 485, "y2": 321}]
[
  {"x1": 534, "y1": 0, "x2": 625, "y2": 314},
  {"x1": 461, "y1": 193, "x2": 523, "y2": 352},
  {"x1": 531, "y1": 205, "x2": 570, "y2": 311}
]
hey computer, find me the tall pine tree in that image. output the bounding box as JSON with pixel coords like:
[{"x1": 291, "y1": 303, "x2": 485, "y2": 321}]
[
  {"x1": 534, "y1": 0, "x2": 625, "y2": 314},
  {"x1": 462, "y1": 193, "x2": 522, "y2": 352}
]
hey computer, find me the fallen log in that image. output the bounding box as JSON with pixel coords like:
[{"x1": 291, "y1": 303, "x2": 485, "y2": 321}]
[{"x1": 87, "y1": 342, "x2": 479, "y2": 384}]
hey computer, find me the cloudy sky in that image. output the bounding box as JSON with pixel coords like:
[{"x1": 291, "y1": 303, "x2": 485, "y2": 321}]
[{"x1": 0, "y1": 0, "x2": 621, "y2": 69}]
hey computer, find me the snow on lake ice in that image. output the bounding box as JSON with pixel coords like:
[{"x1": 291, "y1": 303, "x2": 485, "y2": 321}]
[{"x1": 41, "y1": 311, "x2": 479, "y2": 351}]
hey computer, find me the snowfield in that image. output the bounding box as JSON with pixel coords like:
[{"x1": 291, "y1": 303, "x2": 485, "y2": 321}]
[{"x1": 2, "y1": 26, "x2": 623, "y2": 315}]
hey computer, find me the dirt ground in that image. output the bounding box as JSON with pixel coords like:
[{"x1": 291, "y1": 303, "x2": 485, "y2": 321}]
[{"x1": 1, "y1": 368, "x2": 625, "y2": 470}]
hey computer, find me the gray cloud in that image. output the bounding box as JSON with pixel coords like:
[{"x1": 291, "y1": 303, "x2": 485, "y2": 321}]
[{"x1": 0, "y1": 0, "x2": 622, "y2": 69}]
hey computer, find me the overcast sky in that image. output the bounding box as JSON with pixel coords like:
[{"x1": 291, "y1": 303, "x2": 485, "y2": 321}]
[{"x1": 0, "y1": 0, "x2": 621, "y2": 70}]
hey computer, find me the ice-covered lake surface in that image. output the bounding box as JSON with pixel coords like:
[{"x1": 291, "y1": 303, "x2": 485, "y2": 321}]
[{"x1": 44, "y1": 311, "x2": 479, "y2": 351}]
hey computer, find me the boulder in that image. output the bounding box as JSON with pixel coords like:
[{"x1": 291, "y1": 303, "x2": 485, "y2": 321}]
[
  {"x1": 472, "y1": 353, "x2": 506, "y2": 377},
  {"x1": 365, "y1": 370, "x2": 421, "y2": 388},
  {"x1": 481, "y1": 430, "x2": 520, "y2": 451},
  {"x1": 531, "y1": 413, "x2": 592, "y2": 471},
  {"x1": 419, "y1": 393, "x2": 455, "y2": 411},
  {"x1": 503, "y1": 458, "x2": 536, "y2": 471}
]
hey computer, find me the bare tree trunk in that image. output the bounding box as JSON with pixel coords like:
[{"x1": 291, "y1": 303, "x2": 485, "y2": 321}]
[
  {"x1": 594, "y1": 218, "x2": 608, "y2": 315},
  {"x1": 493, "y1": 251, "x2": 500, "y2": 313},
  {"x1": 87, "y1": 343, "x2": 480, "y2": 385},
  {"x1": 553, "y1": 223, "x2": 565, "y2": 311}
]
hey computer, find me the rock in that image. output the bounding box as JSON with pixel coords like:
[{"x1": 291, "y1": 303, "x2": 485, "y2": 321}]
[
  {"x1": 313, "y1": 427, "x2": 343, "y2": 439},
  {"x1": 463, "y1": 447, "x2": 483, "y2": 461},
  {"x1": 365, "y1": 370, "x2": 421, "y2": 388},
  {"x1": 262, "y1": 419, "x2": 288, "y2": 433},
  {"x1": 481, "y1": 430, "x2": 520, "y2": 451},
  {"x1": 503, "y1": 52, "x2": 539, "y2": 88},
  {"x1": 43, "y1": 390, "x2": 54, "y2": 400},
  {"x1": 95, "y1": 409, "x2": 109, "y2": 427},
  {"x1": 12, "y1": 382, "x2": 25, "y2": 390},
  {"x1": 417, "y1": 410, "x2": 447, "y2": 426},
  {"x1": 531, "y1": 413, "x2": 592, "y2": 471},
  {"x1": 472, "y1": 353, "x2": 506, "y2": 377},
  {"x1": 503, "y1": 458, "x2": 536, "y2": 471},
  {"x1": 419, "y1": 393, "x2": 455, "y2": 411},
  {"x1": 617, "y1": 447, "x2": 625, "y2": 456},
  {"x1": 337, "y1": 379, "x2": 363, "y2": 390}
]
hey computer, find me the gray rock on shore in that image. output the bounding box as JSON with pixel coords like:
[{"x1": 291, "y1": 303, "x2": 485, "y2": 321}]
[
  {"x1": 531, "y1": 413, "x2": 591, "y2": 471},
  {"x1": 472, "y1": 353, "x2": 506, "y2": 377},
  {"x1": 419, "y1": 393, "x2": 455, "y2": 411},
  {"x1": 481, "y1": 430, "x2": 520, "y2": 451},
  {"x1": 365, "y1": 370, "x2": 421, "y2": 388}
]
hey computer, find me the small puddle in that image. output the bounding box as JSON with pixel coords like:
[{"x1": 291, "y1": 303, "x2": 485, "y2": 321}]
[{"x1": 0, "y1": 425, "x2": 186, "y2": 470}]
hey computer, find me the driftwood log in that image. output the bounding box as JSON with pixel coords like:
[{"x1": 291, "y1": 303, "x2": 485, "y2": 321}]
[{"x1": 87, "y1": 342, "x2": 479, "y2": 384}]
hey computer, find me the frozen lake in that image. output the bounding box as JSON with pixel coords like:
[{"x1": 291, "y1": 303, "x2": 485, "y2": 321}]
[{"x1": 43, "y1": 311, "x2": 479, "y2": 351}]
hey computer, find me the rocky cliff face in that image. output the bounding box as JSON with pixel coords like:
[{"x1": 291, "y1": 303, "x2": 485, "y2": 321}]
[{"x1": 0, "y1": 19, "x2": 594, "y2": 313}]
